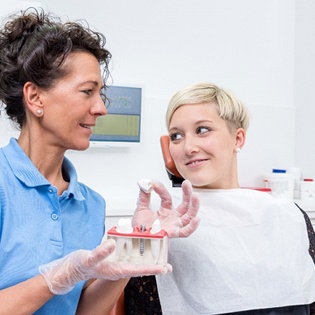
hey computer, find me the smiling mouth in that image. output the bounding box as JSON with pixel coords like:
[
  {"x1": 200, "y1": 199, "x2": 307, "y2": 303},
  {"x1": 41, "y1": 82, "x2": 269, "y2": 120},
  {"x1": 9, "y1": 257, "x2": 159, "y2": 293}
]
[
  {"x1": 186, "y1": 159, "x2": 207, "y2": 166},
  {"x1": 80, "y1": 124, "x2": 92, "y2": 130}
]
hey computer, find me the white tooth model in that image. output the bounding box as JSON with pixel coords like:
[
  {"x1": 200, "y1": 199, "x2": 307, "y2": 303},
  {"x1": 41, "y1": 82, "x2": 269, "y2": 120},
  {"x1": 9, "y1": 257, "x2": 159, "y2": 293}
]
[
  {"x1": 137, "y1": 178, "x2": 153, "y2": 193},
  {"x1": 116, "y1": 218, "x2": 133, "y2": 259},
  {"x1": 150, "y1": 219, "x2": 161, "y2": 263},
  {"x1": 107, "y1": 218, "x2": 168, "y2": 265}
]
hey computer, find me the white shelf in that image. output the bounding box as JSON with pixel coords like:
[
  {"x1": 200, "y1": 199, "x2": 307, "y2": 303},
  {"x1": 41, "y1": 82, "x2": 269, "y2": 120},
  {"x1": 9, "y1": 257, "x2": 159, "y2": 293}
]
[
  {"x1": 294, "y1": 199, "x2": 315, "y2": 211},
  {"x1": 294, "y1": 199, "x2": 315, "y2": 227}
]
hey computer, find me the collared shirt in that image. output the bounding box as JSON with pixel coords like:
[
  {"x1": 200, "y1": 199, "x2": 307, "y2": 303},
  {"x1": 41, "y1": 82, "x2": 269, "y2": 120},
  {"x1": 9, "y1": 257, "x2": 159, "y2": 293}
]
[{"x1": 0, "y1": 138, "x2": 106, "y2": 314}]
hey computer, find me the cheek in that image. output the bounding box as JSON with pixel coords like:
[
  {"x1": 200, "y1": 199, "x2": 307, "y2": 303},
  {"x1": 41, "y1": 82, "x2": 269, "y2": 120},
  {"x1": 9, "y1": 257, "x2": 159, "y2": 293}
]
[
  {"x1": 169, "y1": 145, "x2": 181, "y2": 163},
  {"x1": 209, "y1": 136, "x2": 231, "y2": 154},
  {"x1": 170, "y1": 147, "x2": 188, "y2": 178}
]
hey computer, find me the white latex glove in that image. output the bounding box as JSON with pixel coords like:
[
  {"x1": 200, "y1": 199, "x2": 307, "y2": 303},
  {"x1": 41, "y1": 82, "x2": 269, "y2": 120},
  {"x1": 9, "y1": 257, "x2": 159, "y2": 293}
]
[
  {"x1": 133, "y1": 179, "x2": 200, "y2": 238},
  {"x1": 39, "y1": 239, "x2": 172, "y2": 295}
]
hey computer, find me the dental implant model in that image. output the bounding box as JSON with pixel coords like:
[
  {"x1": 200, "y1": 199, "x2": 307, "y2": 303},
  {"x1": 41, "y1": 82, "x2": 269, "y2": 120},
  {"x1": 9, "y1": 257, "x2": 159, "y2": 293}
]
[
  {"x1": 107, "y1": 218, "x2": 168, "y2": 265},
  {"x1": 106, "y1": 179, "x2": 169, "y2": 265}
]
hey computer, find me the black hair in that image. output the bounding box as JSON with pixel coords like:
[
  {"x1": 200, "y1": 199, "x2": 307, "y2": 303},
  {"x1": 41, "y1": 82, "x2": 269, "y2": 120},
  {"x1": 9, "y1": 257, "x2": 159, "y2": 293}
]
[{"x1": 0, "y1": 7, "x2": 112, "y2": 129}]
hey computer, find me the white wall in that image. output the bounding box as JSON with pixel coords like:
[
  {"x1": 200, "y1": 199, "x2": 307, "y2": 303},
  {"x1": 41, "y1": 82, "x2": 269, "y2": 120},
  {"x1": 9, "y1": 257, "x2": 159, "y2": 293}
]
[
  {"x1": 1, "y1": 0, "x2": 301, "y2": 213},
  {"x1": 295, "y1": 0, "x2": 315, "y2": 180}
]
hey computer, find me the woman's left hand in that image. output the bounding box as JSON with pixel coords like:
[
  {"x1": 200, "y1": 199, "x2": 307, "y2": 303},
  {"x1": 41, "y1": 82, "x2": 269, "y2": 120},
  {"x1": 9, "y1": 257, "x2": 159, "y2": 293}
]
[{"x1": 132, "y1": 179, "x2": 200, "y2": 238}]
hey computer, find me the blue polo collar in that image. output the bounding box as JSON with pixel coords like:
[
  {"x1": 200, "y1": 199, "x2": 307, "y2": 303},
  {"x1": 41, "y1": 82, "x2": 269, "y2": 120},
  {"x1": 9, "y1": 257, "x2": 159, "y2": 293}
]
[{"x1": 1, "y1": 138, "x2": 84, "y2": 201}]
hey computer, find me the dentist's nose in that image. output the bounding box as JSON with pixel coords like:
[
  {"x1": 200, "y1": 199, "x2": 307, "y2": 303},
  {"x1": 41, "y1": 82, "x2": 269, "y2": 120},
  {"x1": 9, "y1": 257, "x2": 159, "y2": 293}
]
[{"x1": 91, "y1": 95, "x2": 108, "y2": 117}]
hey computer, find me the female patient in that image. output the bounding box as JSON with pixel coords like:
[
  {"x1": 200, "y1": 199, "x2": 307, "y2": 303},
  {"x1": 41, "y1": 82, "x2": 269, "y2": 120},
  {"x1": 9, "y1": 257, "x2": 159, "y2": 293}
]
[{"x1": 154, "y1": 82, "x2": 315, "y2": 314}]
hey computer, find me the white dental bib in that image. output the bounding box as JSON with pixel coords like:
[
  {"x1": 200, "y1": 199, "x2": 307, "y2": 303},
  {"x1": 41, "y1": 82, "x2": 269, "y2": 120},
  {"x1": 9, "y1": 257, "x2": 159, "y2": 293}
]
[{"x1": 156, "y1": 188, "x2": 315, "y2": 314}]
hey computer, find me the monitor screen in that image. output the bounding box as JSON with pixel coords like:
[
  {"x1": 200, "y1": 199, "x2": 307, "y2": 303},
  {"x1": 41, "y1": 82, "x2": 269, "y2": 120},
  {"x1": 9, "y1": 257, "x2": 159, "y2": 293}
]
[{"x1": 90, "y1": 85, "x2": 142, "y2": 147}]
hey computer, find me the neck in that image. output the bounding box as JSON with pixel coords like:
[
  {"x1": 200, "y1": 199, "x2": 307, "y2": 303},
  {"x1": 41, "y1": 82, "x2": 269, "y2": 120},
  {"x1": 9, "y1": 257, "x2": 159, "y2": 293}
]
[{"x1": 18, "y1": 128, "x2": 69, "y2": 195}]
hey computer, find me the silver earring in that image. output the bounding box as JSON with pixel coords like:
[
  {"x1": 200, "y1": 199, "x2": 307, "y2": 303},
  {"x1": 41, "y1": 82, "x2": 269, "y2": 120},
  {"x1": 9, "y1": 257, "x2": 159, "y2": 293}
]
[
  {"x1": 236, "y1": 148, "x2": 241, "y2": 153},
  {"x1": 37, "y1": 109, "x2": 42, "y2": 115}
]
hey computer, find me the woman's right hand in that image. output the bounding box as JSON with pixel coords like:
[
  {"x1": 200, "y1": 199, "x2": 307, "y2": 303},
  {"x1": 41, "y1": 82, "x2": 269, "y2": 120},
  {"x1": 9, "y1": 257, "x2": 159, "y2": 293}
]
[
  {"x1": 39, "y1": 239, "x2": 172, "y2": 295},
  {"x1": 133, "y1": 179, "x2": 200, "y2": 238}
]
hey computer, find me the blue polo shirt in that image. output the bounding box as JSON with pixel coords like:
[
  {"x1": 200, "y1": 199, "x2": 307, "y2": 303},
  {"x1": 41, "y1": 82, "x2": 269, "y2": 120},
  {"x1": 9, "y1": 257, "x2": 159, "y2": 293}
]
[{"x1": 0, "y1": 138, "x2": 106, "y2": 314}]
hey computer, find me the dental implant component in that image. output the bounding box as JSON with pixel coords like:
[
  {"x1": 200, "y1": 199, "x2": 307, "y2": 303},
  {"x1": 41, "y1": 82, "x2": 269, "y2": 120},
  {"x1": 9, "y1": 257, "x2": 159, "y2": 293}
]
[
  {"x1": 137, "y1": 179, "x2": 153, "y2": 193},
  {"x1": 139, "y1": 224, "x2": 146, "y2": 256},
  {"x1": 106, "y1": 218, "x2": 168, "y2": 265}
]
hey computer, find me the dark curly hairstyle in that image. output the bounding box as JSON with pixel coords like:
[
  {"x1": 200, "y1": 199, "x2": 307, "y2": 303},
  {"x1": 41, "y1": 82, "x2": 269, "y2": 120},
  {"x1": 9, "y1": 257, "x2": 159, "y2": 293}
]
[{"x1": 0, "y1": 7, "x2": 112, "y2": 129}]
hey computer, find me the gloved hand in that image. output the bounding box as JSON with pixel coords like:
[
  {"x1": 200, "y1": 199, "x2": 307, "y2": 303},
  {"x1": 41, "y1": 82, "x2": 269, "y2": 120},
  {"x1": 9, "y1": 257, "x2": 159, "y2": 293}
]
[
  {"x1": 39, "y1": 239, "x2": 172, "y2": 295},
  {"x1": 133, "y1": 179, "x2": 200, "y2": 238}
]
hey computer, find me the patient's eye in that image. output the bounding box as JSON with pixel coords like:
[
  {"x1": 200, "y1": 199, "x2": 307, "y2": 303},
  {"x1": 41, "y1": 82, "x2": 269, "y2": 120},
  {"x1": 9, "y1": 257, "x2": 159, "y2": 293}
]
[
  {"x1": 196, "y1": 126, "x2": 210, "y2": 134},
  {"x1": 169, "y1": 133, "x2": 182, "y2": 141}
]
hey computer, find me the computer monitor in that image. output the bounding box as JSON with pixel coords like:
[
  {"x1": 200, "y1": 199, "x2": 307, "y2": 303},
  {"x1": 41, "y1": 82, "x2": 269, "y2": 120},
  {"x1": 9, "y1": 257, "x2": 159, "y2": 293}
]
[{"x1": 90, "y1": 85, "x2": 143, "y2": 147}]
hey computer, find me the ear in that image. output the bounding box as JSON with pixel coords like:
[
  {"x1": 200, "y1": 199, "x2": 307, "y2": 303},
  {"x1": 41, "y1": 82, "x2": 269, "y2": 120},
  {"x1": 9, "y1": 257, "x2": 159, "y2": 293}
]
[
  {"x1": 235, "y1": 128, "x2": 246, "y2": 151},
  {"x1": 23, "y1": 82, "x2": 44, "y2": 116}
]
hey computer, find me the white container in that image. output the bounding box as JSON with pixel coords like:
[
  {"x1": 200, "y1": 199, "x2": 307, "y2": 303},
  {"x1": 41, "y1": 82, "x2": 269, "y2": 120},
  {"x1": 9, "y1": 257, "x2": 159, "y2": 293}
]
[
  {"x1": 287, "y1": 167, "x2": 301, "y2": 199},
  {"x1": 263, "y1": 173, "x2": 295, "y2": 199},
  {"x1": 300, "y1": 180, "x2": 315, "y2": 202}
]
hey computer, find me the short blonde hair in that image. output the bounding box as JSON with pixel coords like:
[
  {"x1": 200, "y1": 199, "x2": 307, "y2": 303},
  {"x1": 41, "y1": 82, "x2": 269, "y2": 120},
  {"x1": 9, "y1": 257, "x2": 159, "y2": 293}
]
[{"x1": 166, "y1": 82, "x2": 250, "y2": 132}]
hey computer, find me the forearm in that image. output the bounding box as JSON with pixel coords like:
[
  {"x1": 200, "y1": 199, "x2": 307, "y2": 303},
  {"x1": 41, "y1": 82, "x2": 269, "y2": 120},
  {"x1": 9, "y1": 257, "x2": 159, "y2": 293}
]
[
  {"x1": 76, "y1": 278, "x2": 129, "y2": 315},
  {"x1": 0, "y1": 275, "x2": 54, "y2": 315}
]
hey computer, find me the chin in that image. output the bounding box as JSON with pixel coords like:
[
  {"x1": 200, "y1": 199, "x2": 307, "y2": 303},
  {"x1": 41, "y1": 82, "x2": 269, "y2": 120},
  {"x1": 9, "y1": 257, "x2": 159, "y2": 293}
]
[
  {"x1": 71, "y1": 141, "x2": 90, "y2": 151},
  {"x1": 192, "y1": 184, "x2": 209, "y2": 189},
  {"x1": 79, "y1": 144, "x2": 90, "y2": 151},
  {"x1": 187, "y1": 178, "x2": 210, "y2": 188}
]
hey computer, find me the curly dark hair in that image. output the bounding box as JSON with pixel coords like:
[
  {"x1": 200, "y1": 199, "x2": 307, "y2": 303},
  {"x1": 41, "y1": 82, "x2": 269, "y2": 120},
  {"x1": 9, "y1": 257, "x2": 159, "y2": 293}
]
[{"x1": 0, "y1": 7, "x2": 112, "y2": 129}]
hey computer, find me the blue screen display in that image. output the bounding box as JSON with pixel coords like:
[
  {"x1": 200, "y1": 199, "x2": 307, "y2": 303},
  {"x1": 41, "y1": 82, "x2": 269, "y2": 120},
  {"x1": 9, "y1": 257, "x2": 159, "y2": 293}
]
[{"x1": 90, "y1": 85, "x2": 142, "y2": 143}]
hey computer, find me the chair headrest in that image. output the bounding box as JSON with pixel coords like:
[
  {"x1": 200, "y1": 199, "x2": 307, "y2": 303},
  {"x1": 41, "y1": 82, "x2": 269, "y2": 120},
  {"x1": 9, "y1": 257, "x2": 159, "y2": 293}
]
[{"x1": 160, "y1": 135, "x2": 184, "y2": 187}]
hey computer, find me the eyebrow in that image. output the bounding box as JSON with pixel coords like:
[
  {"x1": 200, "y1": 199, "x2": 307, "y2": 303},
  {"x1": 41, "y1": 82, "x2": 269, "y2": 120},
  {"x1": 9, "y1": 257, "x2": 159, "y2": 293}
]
[
  {"x1": 79, "y1": 80, "x2": 103, "y2": 88},
  {"x1": 170, "y1": 119, "x2": 213, "y2": 128},
  {"x1": 169, "y1": 119, "x2": 214, "y2": 131},
  {"x1": 195, "y1": 119, "x2": 213, "y2": 124}
]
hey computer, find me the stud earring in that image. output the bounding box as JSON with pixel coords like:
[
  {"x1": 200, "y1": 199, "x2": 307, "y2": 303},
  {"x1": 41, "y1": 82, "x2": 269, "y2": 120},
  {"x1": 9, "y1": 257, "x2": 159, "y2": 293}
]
[
  {"x1": 236, "y1": 148, "x2": 241, "y2": 153},
  {"x1": 37, "y1": 109, "x2": 42, "y2": 115}
]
